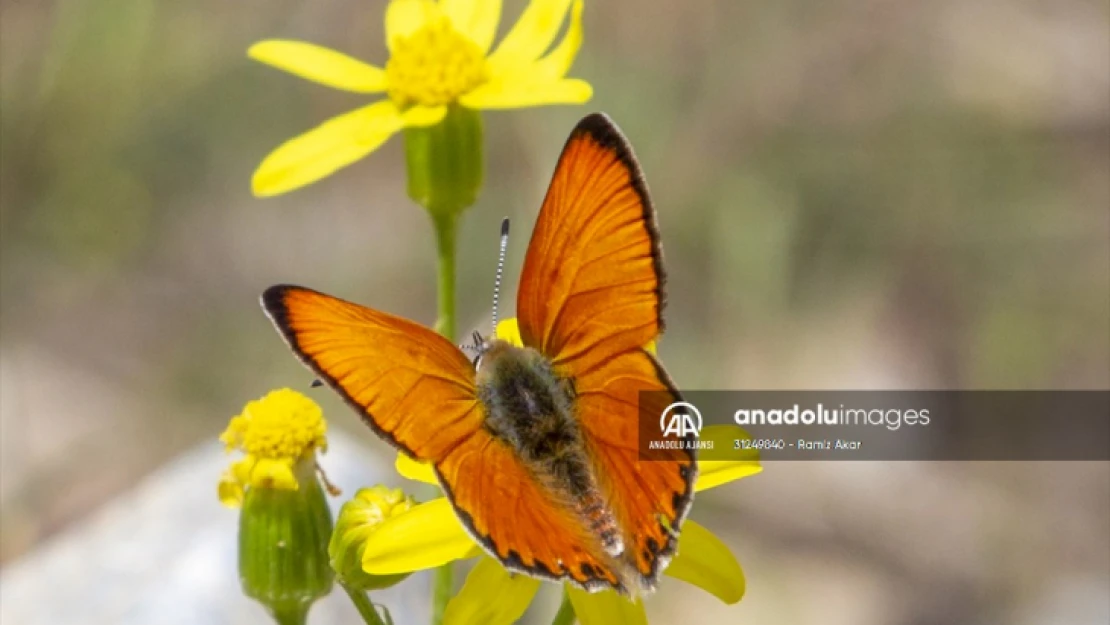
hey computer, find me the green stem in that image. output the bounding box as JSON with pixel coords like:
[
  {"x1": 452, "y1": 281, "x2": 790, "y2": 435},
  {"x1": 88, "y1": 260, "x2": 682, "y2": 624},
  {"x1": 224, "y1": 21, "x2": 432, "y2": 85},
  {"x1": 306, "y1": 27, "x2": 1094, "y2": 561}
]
[
  {"x1": 342, "y1": 583, "x2": 388, "y2": 625},
  {"x1": 431, "y1": 560, "x2": 454, "y2": 625},
  {"x1": 429, "y1": 209, "x2": 459, "y2": 625},
  {"x1": 431, "y1": 211, "x2": 458, "y2": 341},
  {"x1": 551, "y1": 588, "x2": 576, "y2": 625}
]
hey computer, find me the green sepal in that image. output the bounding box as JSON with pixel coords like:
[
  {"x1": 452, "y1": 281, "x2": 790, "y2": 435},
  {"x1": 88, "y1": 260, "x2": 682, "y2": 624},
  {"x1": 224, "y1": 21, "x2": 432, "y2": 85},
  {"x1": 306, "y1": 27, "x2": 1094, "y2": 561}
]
[{"x1": 403, "y1": 104, "x2": 483, "y2": 217}]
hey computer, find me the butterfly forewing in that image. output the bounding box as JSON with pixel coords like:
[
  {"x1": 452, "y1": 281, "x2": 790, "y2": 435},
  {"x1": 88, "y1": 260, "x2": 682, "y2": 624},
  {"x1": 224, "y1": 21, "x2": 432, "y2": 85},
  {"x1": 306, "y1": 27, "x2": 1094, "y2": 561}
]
[
  {"x1": 262, "y1": 285, "x2": 484, "y2": 460},
  {"x1": 517, "y1": 113, "x2": 666, "y2": 372}
]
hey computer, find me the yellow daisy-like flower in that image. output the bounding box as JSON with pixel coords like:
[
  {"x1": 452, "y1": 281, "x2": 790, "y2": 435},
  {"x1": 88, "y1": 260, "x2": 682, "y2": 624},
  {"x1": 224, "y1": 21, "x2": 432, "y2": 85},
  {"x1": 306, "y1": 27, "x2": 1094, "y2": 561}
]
[
  {"x1": 250, "y1": 0, "x2": 592, "y2": 196},
  {"x1": 363, "y1": 320, "x2": 762, "y2": 624},
  {"x1": 218, "y1": 388, "x2": 329, "y2": 507}
]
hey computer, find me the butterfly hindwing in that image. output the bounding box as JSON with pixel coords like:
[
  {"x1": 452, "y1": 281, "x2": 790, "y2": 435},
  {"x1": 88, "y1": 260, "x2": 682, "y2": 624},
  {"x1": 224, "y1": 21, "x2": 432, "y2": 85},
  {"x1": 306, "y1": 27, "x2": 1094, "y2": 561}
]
[
  {"x1": 517, "y1": 114, "x2": 695, "y2": 588},
  {"x1": 434, "y1": 429, "x2": 625, "y2": 591},
  {"x1": 575, "y1": 348, "x2": 694, "y2": 587}
]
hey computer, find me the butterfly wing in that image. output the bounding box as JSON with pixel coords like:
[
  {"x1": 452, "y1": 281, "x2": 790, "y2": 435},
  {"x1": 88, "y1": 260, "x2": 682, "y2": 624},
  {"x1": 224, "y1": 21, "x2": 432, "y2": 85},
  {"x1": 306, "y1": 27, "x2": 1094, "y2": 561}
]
[
  {"x1": 574, "y1": 348, "x2": 693, "y2": 588},
  {"x1": 262, "y1": 285, "x2": 625, "y2": 588},
  {"x1": 435, "y1": 429, "x2": 626, "y2": 591},
  {"x1": 517, "y1": 114, "x2": 666, "y2": 374},
  {"x1": 262, "y1": 285, "x2": 482, "y2": 460},
  {"x1": 516, "y1": 114, "x2": 695, "y2": 589}
]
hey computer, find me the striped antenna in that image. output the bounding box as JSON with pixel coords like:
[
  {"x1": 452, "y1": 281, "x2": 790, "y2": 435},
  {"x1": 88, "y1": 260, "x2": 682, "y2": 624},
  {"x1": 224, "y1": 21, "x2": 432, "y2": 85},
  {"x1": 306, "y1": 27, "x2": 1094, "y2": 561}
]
[{"x1": 491, "y1": 217, "x2": 510, "y2": 333}]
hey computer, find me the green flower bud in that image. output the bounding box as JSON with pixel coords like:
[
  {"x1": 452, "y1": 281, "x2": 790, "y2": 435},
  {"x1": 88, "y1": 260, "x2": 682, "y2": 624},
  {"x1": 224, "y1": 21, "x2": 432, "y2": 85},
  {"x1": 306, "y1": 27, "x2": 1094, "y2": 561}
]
[
  {"x1": 329, "y1": 486, "x2": 417, "y2": 591},
  {"x1": 403, "y1": 104, "x2": 483, "y2": 218},
  {"x1": 239, "y1": 457, "x2": 334, "y2": 625}
]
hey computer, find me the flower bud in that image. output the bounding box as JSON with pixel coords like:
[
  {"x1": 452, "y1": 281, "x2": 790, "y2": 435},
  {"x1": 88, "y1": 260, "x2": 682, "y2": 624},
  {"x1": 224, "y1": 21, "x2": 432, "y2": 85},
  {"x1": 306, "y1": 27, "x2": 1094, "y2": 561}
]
[{"x1": 329, "y1": 485, "x2": 417, "y2": 591}]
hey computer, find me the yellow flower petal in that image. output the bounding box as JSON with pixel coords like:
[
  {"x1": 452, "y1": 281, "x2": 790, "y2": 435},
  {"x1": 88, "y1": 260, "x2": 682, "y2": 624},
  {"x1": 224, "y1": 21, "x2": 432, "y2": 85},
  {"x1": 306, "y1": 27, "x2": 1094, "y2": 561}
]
[
  {"x1": 695, "y1": 425, "x2": 763, "y2": 492},
  {"x1": 220, "y1": 415, "x2": 246, "y2": 450},
  {"x1": 567, "y1": 587, "x2": 647, "y2": 625},
  {"x1": 664, "y1": 520, "x2": 746, "y2": 604},
  {"x1": 386, "y1": 0, "x2": 443, "y2": 52},
  {"x1": 531, "y1": 0, "x2": 583, "y2": 80},
  {"x1": 361, "y1": 497, "x2": 482, "y2": 574},
  {"x1": 440, "y1": 0, "x2": 502, "y2": 52},
  {"x1": 231, "y1": 457, "x2": 256, "y2": 485},
  {"x1": 395, "y1": 452, "x2": 439, "y2": 485},
  {"x1": 487, "y1": 0, "x2": 574, "y2": 72},
  {"x1": 248, "y1": 40, "x2": 388, "y2": 93},
  {"x1": 250, "y1": 457, "x2": 299, "y2": 490},
  {"x1": 494, "y1": 318, "x2": 522, "y2": 345},
  {"x1": 459, "y1": 77, "x2": 592, "y2": 109},
  {"x1": 443, "y1": 557, "x2": 541, "y2": 625},
  {"x1": 217, "y1": 471, "x2": 244, "y2": 508},
  {"x1": 252, "y1": 100, "x2": 405, "y2": 196},
  {"x1": 696, "y1": 461, "x2": 763, "y2": 492},
  {"x1": 403, "y1": 103, "x2": 450, "y2": 127}
]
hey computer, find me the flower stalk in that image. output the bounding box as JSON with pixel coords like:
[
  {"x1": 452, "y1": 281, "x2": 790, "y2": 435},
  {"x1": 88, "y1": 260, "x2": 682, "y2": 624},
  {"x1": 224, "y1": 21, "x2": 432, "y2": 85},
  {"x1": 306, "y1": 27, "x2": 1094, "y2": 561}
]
[
  {"x1": 432, "y1": 564, "x2": 455, "y2": 625},
  {"x1": 431, "y1": 211, "x2": 458, "y2": 339},
  {"x1": 342, "y1": 584, "x2": 389, "y2": 625},
  {"x1": 551, "y1": 588, "x2": 576, "y2": 625}
]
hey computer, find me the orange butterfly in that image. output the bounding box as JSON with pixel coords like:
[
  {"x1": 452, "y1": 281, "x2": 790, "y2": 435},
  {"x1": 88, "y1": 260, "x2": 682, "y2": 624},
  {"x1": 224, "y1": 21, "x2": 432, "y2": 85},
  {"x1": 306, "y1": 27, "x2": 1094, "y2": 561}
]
[{"x1": 261, "y1": 113, "x2": 695, "y2": 595}]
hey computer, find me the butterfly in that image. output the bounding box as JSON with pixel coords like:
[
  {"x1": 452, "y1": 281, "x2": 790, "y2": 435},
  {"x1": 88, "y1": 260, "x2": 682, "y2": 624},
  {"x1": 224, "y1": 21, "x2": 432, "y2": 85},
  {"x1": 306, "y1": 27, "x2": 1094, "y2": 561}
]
[{"x1": 261, "y1": 113, "x2": 695, "y2": 595}]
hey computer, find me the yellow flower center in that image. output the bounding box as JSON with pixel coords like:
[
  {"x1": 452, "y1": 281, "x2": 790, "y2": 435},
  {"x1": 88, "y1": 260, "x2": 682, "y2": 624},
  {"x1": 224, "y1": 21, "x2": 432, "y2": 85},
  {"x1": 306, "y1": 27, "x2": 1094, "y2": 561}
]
[
  {"x1": 386, "y1": 17, "x2": 487, "y2": 107},
  {"x1": 218, "y1": 389, "x2": 330, "y2": 506},
  {"x1": 221, "y1": 388, "x2": 327, "y2": 460}
]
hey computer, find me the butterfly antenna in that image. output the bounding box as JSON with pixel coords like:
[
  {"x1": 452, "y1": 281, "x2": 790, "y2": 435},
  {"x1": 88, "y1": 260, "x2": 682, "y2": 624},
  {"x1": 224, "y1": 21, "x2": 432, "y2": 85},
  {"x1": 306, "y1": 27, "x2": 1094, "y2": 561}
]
[{"x1": 491, "y1": 217, "x2": 510, "y2": 334}]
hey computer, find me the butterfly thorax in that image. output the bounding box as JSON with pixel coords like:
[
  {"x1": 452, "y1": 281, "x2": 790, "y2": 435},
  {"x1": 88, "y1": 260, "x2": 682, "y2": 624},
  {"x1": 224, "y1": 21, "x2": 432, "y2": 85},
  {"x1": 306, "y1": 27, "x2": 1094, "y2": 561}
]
[
  {"x1": 475, "y1": 340, "x2": 583, "y2": 482},
  {"x1": 475, "y1": 339, "x2": 625, "y2": 557}
]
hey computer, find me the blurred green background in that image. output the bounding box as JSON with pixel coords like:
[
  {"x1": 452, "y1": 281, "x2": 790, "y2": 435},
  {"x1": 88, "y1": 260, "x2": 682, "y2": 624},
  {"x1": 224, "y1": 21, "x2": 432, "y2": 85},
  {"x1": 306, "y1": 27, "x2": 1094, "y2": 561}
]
[{"x1": 1, "y1": 0, "x2": 1107, "y2": 623}]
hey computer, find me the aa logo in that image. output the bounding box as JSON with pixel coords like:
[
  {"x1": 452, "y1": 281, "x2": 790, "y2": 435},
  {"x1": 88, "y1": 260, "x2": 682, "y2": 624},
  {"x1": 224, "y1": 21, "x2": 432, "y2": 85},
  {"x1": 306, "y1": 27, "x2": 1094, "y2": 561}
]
[{"x1": 660, "y1": 401, "x2": 703, "y2": 438}]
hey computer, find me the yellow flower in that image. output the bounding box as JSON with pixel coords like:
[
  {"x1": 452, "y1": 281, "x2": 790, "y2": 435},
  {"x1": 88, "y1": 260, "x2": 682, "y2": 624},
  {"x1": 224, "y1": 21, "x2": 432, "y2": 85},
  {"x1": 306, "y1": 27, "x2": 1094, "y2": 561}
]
[
  {"x1": 249, "y1": 0, "x2": 592, "y2": 196},
  {"x1": 218, "y1": 388, "x2": 329, "y2": 507},
  {"x1": 222, "y1": 389, "x2": 335, "y2": 623},
  {"x1": 369, "y1": 319, "x2": 762, "y2": 624}
]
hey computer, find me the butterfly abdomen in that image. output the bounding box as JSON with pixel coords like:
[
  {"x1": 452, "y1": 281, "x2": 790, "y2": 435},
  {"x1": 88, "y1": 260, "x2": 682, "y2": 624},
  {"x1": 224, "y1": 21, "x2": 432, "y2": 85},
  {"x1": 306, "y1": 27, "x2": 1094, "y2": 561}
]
[{"x1": 577, "y1": 490, "x2": 625, "y2": 557}]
